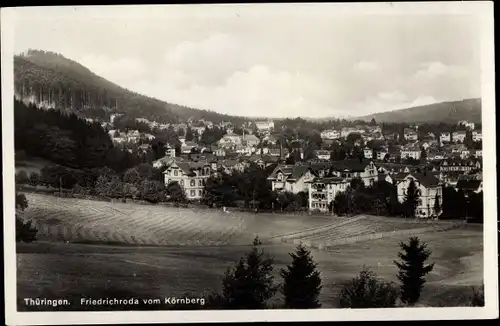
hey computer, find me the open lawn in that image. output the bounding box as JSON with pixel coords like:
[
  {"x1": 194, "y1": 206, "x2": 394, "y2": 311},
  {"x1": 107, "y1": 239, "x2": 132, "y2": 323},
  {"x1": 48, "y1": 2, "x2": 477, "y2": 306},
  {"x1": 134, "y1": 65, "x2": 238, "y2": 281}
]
[{"x1": 16, "y1": 194, "x2": 483, "y2": 310}]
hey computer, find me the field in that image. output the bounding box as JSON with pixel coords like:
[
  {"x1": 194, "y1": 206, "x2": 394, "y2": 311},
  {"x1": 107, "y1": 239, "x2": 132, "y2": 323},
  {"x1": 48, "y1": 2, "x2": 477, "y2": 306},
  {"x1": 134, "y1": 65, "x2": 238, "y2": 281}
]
[{"x1": 16, "y1": 194, "x2": 484, "y2": 310}]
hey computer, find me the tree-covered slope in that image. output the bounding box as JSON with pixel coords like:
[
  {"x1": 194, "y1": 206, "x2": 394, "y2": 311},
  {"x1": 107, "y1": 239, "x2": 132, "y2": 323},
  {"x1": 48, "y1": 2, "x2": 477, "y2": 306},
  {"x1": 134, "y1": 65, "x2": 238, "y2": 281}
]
[
  {"x1": 14, "y1": 49, "x2": 248, "y2": 124},
  {"x1": 356, "y1": 98, "x2": 482, "y2": 124}
]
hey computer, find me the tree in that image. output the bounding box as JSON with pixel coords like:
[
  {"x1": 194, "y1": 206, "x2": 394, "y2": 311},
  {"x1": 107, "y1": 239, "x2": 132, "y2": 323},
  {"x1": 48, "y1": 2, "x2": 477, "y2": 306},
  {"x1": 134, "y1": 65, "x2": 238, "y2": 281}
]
[
  {"x1": 339, "y1": 267, "x2": 399, "y2": 308},
  {"x1": 210, "y1": 237, "x2": 278, "y2": 309},
  {"x1": 433, "y1": 193, "x2": 441, "y2": 217},
  {"x1": 16, "y1": 193, "x2": 38, "y2": 243},
  {"x1": 470, "y1": 286, "x2": 484, "y2": 306},
  {"x1": 420, "y1": 149, "x2": 427, "y2": 163},
  {"x1": 280, "y1": 243, "x2": 322, "y2": 308},
  {"x1": 185, "y1": 127, "x2": 194, "y2": 141},
  {"x1": 166, "y1": 181, "x2": 187, "y2": 205},
  {"x1": 394, "y1": 237, "x2": 435, "y2": 306},
  {"x1": 140, "y1": 180, "x2": 165, "y2": 203},
  {"x1": 15, "y1": 170, "x2": 30, "y2": 184},
  {"x1": 29, "y1": 172, "x2": 41, "y2": 186},
  {"x1": 370, "y1": 118, "x2": 377, "y2": 126},
  {"x1": 333, "y1": 191, "x2": 349, "y2": 216},
  {"x1": 403, "y1": 179, "x2": 421, "y2": 217}
]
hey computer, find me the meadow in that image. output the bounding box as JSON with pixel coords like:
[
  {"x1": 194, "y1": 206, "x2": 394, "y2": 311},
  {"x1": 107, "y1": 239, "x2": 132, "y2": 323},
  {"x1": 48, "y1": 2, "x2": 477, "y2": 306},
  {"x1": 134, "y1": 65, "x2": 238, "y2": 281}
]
[{"x1": 16, "y1": 193, "x2": 483, "y2": 310}]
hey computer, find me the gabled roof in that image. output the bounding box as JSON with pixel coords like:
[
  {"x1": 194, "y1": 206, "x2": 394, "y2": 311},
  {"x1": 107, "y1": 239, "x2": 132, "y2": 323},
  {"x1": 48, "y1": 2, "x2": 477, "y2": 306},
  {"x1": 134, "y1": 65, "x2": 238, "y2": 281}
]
[
  {"x1": 330, "y1": 159, "x2": 372, "y2": 172},
  {"x1": 456, "y1": 179, "x2": 482, "y2": 191},
  {"x1": 403, "y1": 172, "x2": 441, "y2": 188},
  {"x1": 268, "y1": 164, "x2": 315, "y2": 181},
  {"x1": 310, "y1": 176, "x2": 347, "y2": 184}
]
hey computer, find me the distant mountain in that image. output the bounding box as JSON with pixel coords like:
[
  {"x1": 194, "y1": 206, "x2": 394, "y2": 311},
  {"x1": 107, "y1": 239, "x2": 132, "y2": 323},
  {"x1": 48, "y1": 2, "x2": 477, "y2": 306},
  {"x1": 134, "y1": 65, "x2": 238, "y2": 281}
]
[
  {"x1": 14, "y1": 49, "x2": 248, "y2": 124},
  {"x1": 356, "y1": 98, "x2": 482, "y2": 124}
]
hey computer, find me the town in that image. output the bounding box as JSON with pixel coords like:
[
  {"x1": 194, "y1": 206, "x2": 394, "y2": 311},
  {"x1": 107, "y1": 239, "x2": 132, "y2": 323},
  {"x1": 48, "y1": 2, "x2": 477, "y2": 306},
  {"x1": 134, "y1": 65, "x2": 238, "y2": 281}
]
[{"x1": 77, "y1": 112, "x2": 483, "y2": 219}]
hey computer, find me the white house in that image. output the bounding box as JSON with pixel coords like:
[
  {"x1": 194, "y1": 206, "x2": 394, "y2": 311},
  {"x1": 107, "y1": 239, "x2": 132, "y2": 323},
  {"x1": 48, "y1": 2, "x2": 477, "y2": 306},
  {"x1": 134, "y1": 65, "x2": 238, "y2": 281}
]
[
  {"x1": 458, "y1": 120, "x2": 475, "y2": 130},
  {"x1": 401, "y1": 145, "x2": 421, "y2": 161},
  {"x1": 396, "y1": 173, "x2": 442, "y2": 218},
  {"x1": 404, "y1": 128, "x2": 418, "y2": 141},
  {"x1": 267, "y1": 165, "x2": 316, "y2": 194},
  {"x1": 329, "y1": 159, "x2": 377, "y2": 187},
  {"x1": 218, "y1": 132, "x2": 243, "y2": 148},
  {"x1": 472, "y1": 130, "x2": 482, "y2": 142},
  {"x1": 440, "y1": 132, "x2": 451, "y2": 143},
  {"x1": 307, "y1": 177, "x2": 350, "y2": 212},
  {"x1": 320, "y1": 129, "x2": 341, "y2": 140},
  {"x1": 255, "y1": 120, "x2": 274, "y2": 132},
  {"x1": 375, "y1": 148, "x2": 389, "y2": 161},
  {"x1": 163, "y1": 161, "x2": 213, "y2": 200},
  {"x1": 363, "y1": 147, "x2": 373, "y2": 159},
  {"x1": 452, "y1": 131, "x2": 467, "y2": 143}
]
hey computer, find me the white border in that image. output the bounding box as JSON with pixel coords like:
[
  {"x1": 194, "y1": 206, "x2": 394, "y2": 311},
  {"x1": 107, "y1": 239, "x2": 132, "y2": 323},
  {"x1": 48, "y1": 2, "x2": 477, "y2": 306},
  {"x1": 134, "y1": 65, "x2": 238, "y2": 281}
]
[{"x1": 2, "y1": 2, "x2": 497, "y2": 324}]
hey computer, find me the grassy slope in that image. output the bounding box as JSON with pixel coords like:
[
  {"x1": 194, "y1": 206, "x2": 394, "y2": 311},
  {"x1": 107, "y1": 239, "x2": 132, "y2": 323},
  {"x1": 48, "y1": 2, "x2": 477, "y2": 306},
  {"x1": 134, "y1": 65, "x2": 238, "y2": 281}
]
[
  {"x1": 17, "y1": 226, "x2": 483, "y2": 310},
  {"x1": 357, "y1": 98, "x2": 482, "y2": 124}
]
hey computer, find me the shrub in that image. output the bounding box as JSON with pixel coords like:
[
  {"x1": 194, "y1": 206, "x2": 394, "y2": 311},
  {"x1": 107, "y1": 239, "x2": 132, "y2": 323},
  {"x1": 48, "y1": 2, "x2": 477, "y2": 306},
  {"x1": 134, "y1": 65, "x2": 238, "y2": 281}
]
[
  {"x1": 15, "y1": 193, "x2": 37, "y2": 243},
  {"x1": 470, "y1": 286, "x2": 485, "y2": 306},
  {"x1": 15, "y1": 170, "x2": 30, "y2": 184},
  {"x1": 28, "y1": 172, "x2": 40, "y2": 186},
  {"x1": 339, "y1": 267, "x2": 399, "y2": 308},
  {"x1": 140, "y1": 180, "x2": 165, "y2": 203}
]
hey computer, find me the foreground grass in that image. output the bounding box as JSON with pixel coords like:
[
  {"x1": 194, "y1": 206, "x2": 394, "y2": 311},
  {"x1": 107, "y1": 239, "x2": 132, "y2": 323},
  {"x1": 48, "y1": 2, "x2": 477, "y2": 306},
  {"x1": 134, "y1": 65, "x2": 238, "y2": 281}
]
[{"x1": 17, "y1": 226, "x2": 483, "y2": 310}]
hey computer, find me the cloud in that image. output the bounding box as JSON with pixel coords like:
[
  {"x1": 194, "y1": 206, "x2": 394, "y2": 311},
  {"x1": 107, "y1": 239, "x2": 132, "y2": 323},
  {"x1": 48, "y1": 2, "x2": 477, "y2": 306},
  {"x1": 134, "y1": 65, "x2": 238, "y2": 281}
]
[
  {"x1": 414, "y1": 61, "x2": 449, "y2": 79},
  {"x1": 353, "y1": 61, "x2": 380, "y2": 72}
]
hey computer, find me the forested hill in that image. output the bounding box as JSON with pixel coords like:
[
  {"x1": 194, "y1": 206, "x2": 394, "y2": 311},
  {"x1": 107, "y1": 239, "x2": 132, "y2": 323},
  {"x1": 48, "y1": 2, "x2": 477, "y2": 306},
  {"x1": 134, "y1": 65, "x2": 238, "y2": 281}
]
[
  {"x1": 356, "y1": 98, "x2": 482, "y2": 124},
  {"x1": 14, "y1": 49, "x2": 248, "y2": 124}
]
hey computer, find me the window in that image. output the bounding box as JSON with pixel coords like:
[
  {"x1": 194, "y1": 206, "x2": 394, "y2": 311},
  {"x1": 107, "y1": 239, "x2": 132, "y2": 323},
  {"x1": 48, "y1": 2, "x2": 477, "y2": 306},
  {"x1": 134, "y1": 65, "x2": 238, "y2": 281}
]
[
  {"x1": 190, "y1": 190, "x2": 195, "y2": 197},
  {"x1": 190, "y1": 179, "x2": 196, "y2": 187},
  {"x1": 180, "y1": 180, "x2": 184, "y2": 187},
  {"x1": 199, "y1": 179, "x2": 203, "y2": 186},
  {"x1": 199, "y1": 190, "x2": 202, "y2": 197},
  {"x1": 174, "y1": 170, "x2": 178, "y2": 176}
]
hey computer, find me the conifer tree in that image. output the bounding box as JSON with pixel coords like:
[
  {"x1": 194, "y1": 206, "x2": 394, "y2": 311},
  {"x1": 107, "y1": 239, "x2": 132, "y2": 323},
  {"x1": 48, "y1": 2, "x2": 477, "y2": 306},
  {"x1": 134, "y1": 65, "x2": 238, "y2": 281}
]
[
  {"x1": 280, "y1": 243, "x2": 322, "y2": 308},
  {"x1": 393, "y1": 237, "x2": 434, "y2": 305},
  {"x1": 433, "y1": 193, "x2": 441, "y2": 217},
  {"x1": 403, "y1": 179, "x2": 420, "y2": 217}
]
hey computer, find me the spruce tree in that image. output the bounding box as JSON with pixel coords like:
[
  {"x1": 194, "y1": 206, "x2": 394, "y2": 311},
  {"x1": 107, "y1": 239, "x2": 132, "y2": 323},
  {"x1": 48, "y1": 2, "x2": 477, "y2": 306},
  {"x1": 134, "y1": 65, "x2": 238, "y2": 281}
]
[
  {"x1": 433, "y1": 193, "x2": 441, "y2": 217},
  {"x1": 280, "y1": 243, "x2": 322, "y2": 308},
  {"x1": 211, "y1": 237, "x2": 278, "y2": 309},
  {"x1": 403, "y1": 179, "x2": 420, "y2": 217},
  {"x1": 393, "y1": 237, "x2": 435, "y2": 305}
]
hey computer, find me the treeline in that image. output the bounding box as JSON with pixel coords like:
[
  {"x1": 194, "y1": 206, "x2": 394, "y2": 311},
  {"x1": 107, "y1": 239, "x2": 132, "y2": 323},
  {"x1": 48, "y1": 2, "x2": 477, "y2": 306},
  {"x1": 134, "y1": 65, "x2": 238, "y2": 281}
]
[
  {"x1": 15, "y1": 49, "x2": 249, "y2": 124},
  {"x1": 14, "y1": 98, "x2": 140, "y2": 172},
  {"x1": 441, "y1": 187, "x2": 484, "y2": 223}
]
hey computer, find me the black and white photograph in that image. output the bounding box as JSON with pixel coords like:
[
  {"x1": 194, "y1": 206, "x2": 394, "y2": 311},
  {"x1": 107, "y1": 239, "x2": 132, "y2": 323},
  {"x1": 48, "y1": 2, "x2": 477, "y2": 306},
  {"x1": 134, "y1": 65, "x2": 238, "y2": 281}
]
[{"x1": 2, "y1": 3, "x2": 497, "y2": 324}]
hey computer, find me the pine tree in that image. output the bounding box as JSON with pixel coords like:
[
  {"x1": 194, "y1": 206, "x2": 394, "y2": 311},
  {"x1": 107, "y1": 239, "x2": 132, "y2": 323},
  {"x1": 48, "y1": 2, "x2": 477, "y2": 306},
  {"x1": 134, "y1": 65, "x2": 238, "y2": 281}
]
[
  {"x1": 393, "y1": 237, "x2": 435, "y2": 305},
  {"x1": 280, "y1": 243, "x2": 322, "y2": 308},
  {"x1": 433, "y1": 193, "x2": 441, "y2": 217},
  {"x1": 403, "y1": 179, "x2": 420, "y2": 217},
  {"x1": 210, "y1": 237, "x2": 278, "y2": 309}
]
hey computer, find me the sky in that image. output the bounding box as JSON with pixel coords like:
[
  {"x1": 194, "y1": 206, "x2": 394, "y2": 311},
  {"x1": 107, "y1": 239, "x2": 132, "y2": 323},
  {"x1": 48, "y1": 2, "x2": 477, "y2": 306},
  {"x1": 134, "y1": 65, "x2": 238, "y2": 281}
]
[{"x1": 10, "y1": 4, "x2": 482, "y2": 118}]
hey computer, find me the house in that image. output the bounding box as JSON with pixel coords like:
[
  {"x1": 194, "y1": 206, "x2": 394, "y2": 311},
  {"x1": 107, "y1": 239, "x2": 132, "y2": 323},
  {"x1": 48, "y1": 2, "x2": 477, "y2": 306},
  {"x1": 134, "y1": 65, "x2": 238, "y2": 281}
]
[
  {"x1": 439, "y1": 158, "x2": 481, "y2": 173},
  {"x1": 472, "y1": 130, "x2": 482, "y2": 142},
  {"x1": 218, "y1": 132, "x2": 242, "y2": 148},
  {"x1": 192, "y1": 126, "x2": 206, "y2": 136},
  {"x1": 428, "y1": 151, "x2": 446, "y2": 161},
  {"x1": 142, "y1": 133, "x2": 156, "y2": 141},
  {"x1": 243, "y1": 134, "x2": 260, "y2": 147},
  {"x1": 255, "y1": 120, "x2": 275, "y2": 132},
  {"x1": 363, "y1": 147, "x2": 373, "y2": 159},
  {"x1": 439, "y1": 132, "x2": 451, "y2": 143},
  {"x1": 253, "y1": 155, "x2": 281, "y2": 169},
  {"x1": 377, "y1": 163, "x2": 412, "y2": 175},
  {"x1": 181, "y1": 141, "x2": 198, "y2": 154},
  {"x1": 214, "y1": 148, "x2": 227, "y2": 157},
  {"x1": 383, "y1": 132, "x2": 399, "y2": 142},
  {"x1": 400, "y1": 145, "x2": 421, "y2": 161},
  {"x1": 375, "y1": 148, "x2": 389, "y2": 161},
  {"x1": 267, "y1": 165, "x2": 316, "y2": 194},
  {"x1": 378, "y1": 173, "x2": 393, "y2": 185},
  {"x1": 341, "y1": 127, "x2": 364, "y2": 138},
  {"x1": 456, "y1": 179, "x2": 483, "y2": 193},
  {"x1": 320, "y1": 129, "x2": 341, "y2": 140},
  {"x1": 471, "y1": 149, "x2": 482, "y2": 158},
  {"x1": 307, "y1": 177, "x2": 349, "y2": 212},
  {"x1": 315, "y1": 150, "x2": 331, "y2": 160},
  {"x1": 163, "y1": 161, "x2": 214, "y2": 200},
  {"x1": 396, "y1": 172, "x2": 442, "y2": 218},
  {"x1": 404, "y1": 128, "x2": 418, "y2": 141},
  {"x1": 262, "y1": 134, "x2": 278, "y2": 145},
  {"x1": 452, "y1": 131, "x2": 467, "y2": 143},
  {"x1": 458, "y1": 120, "x2": 475, "y2": 130},
  {"x1": 329, "y1": 159, "x2": 377, "y2": 187}
]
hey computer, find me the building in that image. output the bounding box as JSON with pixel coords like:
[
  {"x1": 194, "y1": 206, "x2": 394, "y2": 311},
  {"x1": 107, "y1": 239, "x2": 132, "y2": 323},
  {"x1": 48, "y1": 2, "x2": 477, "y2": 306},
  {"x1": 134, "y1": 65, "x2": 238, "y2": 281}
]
[
  {"x1": 440, "y1": 132, "x2": 451, "y2": 143},
  {"x1": 255, "y1": 120, "x2": 275, "y2": 132},
  {"x1": 329, "y1": 159, "x2": 377, "y2": 187},
  {"x1": 456, "y1": 179, "x2": 483, "y2": 193},
  {"x1": 472, "y1": 130, "x2": 482, "y2": 142},
  {"x1": 375, "y1": 148, "x2": 389, "y2": 161},
  {"x1": 315, "y1": 150, "x2": 331, "y2": 160},
  {"x1": 471, "y1": 149, "x2": 482, "y2": 158},
  {"x1": 452, "y1": 131, "x2": 467, "y2": 143},
  {"x1": 243, "y1": 134, "x2": 260, "y2": 147},
  {"x1": 267, "y1": 165, "x2": 316, "y2": 194},
  {"x1": 363, "y1": 147, "x2": 373, "y2": 159},
  {"x1": 396, "y1": 173, "x2": 442, "y2": 218},
  {"x1": 181, "y1": 141, "x2": 198, "y2": 154},
  {"x1": 307, "y1": 177, "x2": 349, "y2": 212},
  {"x1": 458, "y1": 120, "x2": 475, "y2": 130},
  {"x1": 341, "y1": 127, "x2": 364, "y2": 138},
  {"x1": 320, "y1": 129, "x2": 341, "y2": 140},
  {"x1": 404, "y1": 128, "x2": 418, "y2": 141},
  {"x1": 110, "y1": 113, "x2": 123, "y2": 124},
  {"x1": 401, "y1": 145, "x2": 422, "y2": 161},
  {"x1": 439, "y1": 158, "x2": 481, "y2": 173},
  {"x1": 218, "y1": 132, "x2": 243, "y2": 148},
  {"x1": 163, "y1": 161, "x2": 214, "y2": 200}
]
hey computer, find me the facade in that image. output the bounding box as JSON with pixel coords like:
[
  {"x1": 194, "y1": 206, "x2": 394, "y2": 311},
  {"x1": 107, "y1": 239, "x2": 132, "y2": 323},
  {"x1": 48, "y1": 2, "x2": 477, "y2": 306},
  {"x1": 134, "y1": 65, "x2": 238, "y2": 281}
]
[
  {"x1": 375, "y1": 148, "x2": 389, "y2": 161},
  {"x1": 439, "y1": 159, "x2": 481, "y2": 173},
  {"x1": 243, "y1": 134, "x2": 260, "y2": 147},
  {"x1": 452, "y1": 131, "x2": 467, "y2": 143},
  {"x1": 472, "y1": 130, "x2": 482, "y2": 142},
  {"x1": 363, "y1": 147, "x2": 373, "y2": 159},
  {"x1": 401, "y1": 145, "x2": 421, "y2": 160},
  {"x1": 458, "y1": 120, "x2": 475, "y2": 130},
  {"x1": 404, "y1": 128, "x2": 418, "y2": 141},
  {"x1": 255, "y1": 120, "x2": 275, "y2": 131},
  {"x1": 320, "y1": 129, "x2": 341, "y2": 140},
  {"x1": 396, "y1": 173, "x2": 442, "y2": 218},
  {"x1": 316, "y1": 150, "x2": 331, "y2": 160},
  {"x1": 440, "y1": 132, "x2": 451, "y2": 143},
  {"x1": 163, "y1": 161, "x2": 214, "y2": 200},
  {"x1": 308, "y1": 177, "x2": 349, "y2": 212},
  {"x1": 267, "y1": 165, "x2": 316, "y2": 194},
  {"x1": 218, "y1": 132, "x2": 243, "y2": 148},
  {"x1": 329, "y1": 159, "x2": 377, "y2": 187}
]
